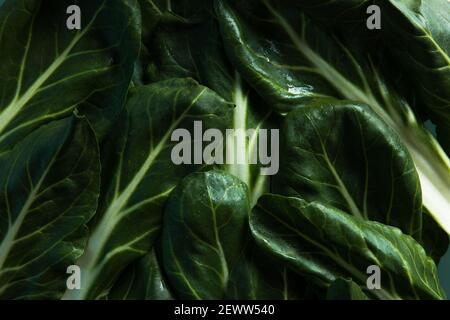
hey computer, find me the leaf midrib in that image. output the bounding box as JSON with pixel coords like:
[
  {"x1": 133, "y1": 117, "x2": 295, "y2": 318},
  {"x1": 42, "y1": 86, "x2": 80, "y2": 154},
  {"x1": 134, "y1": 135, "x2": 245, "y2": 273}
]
[
  {"x1": 261, "y1": 0, "x2": 450, "y2": 234},
  {"x1": 255, "y1": 201, "x2": 397, "y2": 300},
  {"x1": 66, "y1": 88, "x2": 207, "y2": 299},
  {"x1": 0, "y1": 2, "x2": 105, "y2": 138},
  {"x1": 0, "y1": 146, "x2": 60, "y2": 272}
]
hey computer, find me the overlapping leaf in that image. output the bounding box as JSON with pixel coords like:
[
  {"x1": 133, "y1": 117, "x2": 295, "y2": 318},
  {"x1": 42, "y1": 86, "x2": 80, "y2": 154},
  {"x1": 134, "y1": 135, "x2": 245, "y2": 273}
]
[
  {"x1": 274, "y1": 101, "x2": 422, "y2": 238},
  {"x1": 0, "y1": 0, "x2": 447, "y2": 301},
  {"x1": 0, "y1": 116, "x2": 100, "y2": 299},
  {"x1": 378, "y1": 0, "x2": 450, "y2": 155},
  {"x1": 62, "y1": 78, "x2": 232, "y2": 299},
  {"x1": 251, "y1": 194, "x2": 446, "y2": 300},
  {"x1": 0, "y1": 0, "x2": 140, "y2": 149},
  {"x1": 162, "y1": 171, "x2": 249, "y2": 299},
  {"x1": 226, "y1": 240, "x2": 321, "y2": 300},
  {"x1": 215, "y1": 0, "x2": 450, "y2": 233},
  {"x1": 326, "y1": 278, "x2": 368, "y2": 300},
  {"x1": 292, "y1": 0, "x2": 450, "y2": 156},
  {"x1": 148, "y1": 0, "x2": 281, "y2": 204},
  {"x1": 108, "y1": 248, "x2": 172, "y2": 300}
]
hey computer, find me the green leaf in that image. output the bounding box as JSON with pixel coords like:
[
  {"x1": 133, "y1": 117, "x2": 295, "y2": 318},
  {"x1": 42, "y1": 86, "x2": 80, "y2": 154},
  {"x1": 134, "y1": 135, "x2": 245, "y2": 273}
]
[
  {"x1": 262, "y1": 0, "x2": 450, "y2": 155},
  {"x1": 294, "y1": 0, "x2": 371, "y2": 22},
  {"x1": 274, "y1": 101, "x2": 422, "y2": 239},
  {"x1": 131, "y1": 0, "x2": 165, "y2": 86},
  {"x1": 422, "y1": 210, "x2": 450, "y2": 264},
  {"x1": 62, "y1": 78, "x2": 233, "y2": 299},
  {"x1": 215, "y1": 0, "x2": 450, "y2": 233},
  {"x1": 139, "y1": 0, "x2": 164, "y2": 40},
  {"x1": 0, "y1": 0, "x2": 140, "y2": 149},
  {"x1": 250, "y1": 194, "x2": 446, "y2": 300},
  {"x1": 215, "y1": 0, "x2": 356, "y2": 113},
  {"x1": 281, "y1": 0, "x2": 450, "y2": 138},
  {"x1": 0, "y1": 116, "x2": 100, "y2": 299},
  {"x1": 147, "y1": 0, "x2": 234, "y2": 100},
  {"x1": 226, "y1": 240, "x2": 321, "y2": 300},
  {"x1": 162, "y1": 171, "x2": 249, "y2": 299},
  {"x1": 377, "y1": 0, "x2": 450, "y2": 140},
  {"x1": 148, "y1": 1, "x2": 282, "y2": 205},
  {"x1": 326, "y1": 278, "x2": 369, "y2": 300},
  {"x1": 108, "y1": 248, "x2": 173, "y2": 300}
]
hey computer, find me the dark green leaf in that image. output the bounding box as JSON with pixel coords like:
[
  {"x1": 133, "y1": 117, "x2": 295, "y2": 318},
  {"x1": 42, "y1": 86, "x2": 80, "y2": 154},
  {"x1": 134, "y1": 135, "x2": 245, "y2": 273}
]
[
  {"x1": 108, "y1": 248, "x2": 173, "y2": 300},
  {"x1": 251, "y1": 194, "x2": 446, "y2": 300},
  {"x1": 215, "y1": 0, "x2": 450, "y2": 233},
  {"x1": 422, "y1": 210, "x2": 450, "y2": 264},
  {"x1": 273, "y1": 0, "x2": 450, "y2": 155},
  {"x1": 148, "y1": 0, "x2": 234, "y2": 100},
  {"x1": 0, "y1": 116, "x2": 100, "y2": 299},
  {"x1": 226, "y1": 240, "x2": 321, "y2": 300},
  {"x1": 0, "y1": 0, "x2": 140, "y2": 149},
  {"x1": 274, "y1": 101, "x2": 422, "y2": 238},
  {"x1": 162, "y1": 171, "x2": 249, "y2": 299},
  {"x1": 326, "y1": 278, "x2": 369, "y2": 300},
  {"x1": 377, "y1": 0, "x2": 450, "y2": 139},
  {"x1": 63, "y1": 78, "x2": 232, "y2": 299},
  {"x1": 148, "y1": 1, "x2": 281, "y2": 205}
]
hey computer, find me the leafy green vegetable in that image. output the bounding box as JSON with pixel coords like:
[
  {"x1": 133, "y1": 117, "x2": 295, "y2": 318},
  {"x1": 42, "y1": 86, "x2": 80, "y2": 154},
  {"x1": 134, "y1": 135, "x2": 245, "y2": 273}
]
[
  {"x1": 62, "y1": 78, "x2": 232, "y2": 299},
  {"x1": 226, "y1": 240, "x2": 320, "y2": 300},
  {"x1": 0, "y1": 0, "x2": 140, "y2": 149},
  {"x1": 274, "y1": 100, "x2": 422, "y2": 238},
  {"x1": 162, "y1": 171, "x2": 249, "y2": 299},
  {"x1": 327, "y1": 278, "x2": 369, "y2": 300},
  {"x1": 148, "y1": 0, "x2": 280, "y2": 205},
  {"x1": 0, "y1": 116, "x2": 100, "y2": 299},
  {"x1": 379, "y1": 0, "x2": 450, "y2": 154},
  {"x1": 215, "y1": 0, "x2": 450, "y2": 233},
  {"x1": 0, "y1": 0, "x2": 448, "y2": 301},
  {"x1": 108, "y1": 248, "x2": 173, "y2": 300},
  {"x1": 294, "y1": 0, "x2": 450, "y2": 137},
  {"x1": 422, "y1": 211, "x2": 450, "y2": 263},
  {"x1": 251, "y1": 194, "x2": 446, "y2": 300}
]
